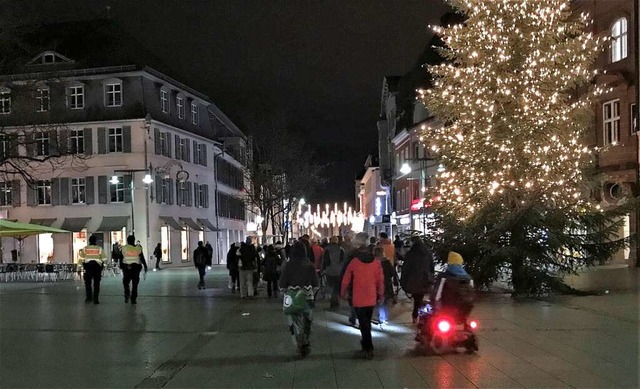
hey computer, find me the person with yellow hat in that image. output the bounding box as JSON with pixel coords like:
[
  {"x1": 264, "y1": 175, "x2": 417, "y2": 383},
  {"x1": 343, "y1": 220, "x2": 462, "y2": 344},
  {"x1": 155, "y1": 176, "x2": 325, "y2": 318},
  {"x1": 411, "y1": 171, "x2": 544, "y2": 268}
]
[{"x1": 431, "y1": 251, "x2": 474, "y2": 319}]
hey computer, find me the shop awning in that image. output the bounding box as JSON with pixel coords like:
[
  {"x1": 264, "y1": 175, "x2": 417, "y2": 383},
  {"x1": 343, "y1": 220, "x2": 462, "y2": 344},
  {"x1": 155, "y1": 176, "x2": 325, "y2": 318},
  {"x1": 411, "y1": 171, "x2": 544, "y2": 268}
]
[
  {"x1": 180, "y1": 217, "x2": 202, "y2": 231},
  {"x1": 61, "y1": 217, "x2": 91, "y2": 232},
  {"x1": 96, "y1": 216, "x2": 129, "y2": 232},
  {"x1": 29, "y1": 218, "x2": 57, "y2": 226},
  {"x1": 159, "y1": 216, "x2": 183, "y2": 231},
  {"x1": 197, "y1": 218, "x2": 219, "y2": 231}
]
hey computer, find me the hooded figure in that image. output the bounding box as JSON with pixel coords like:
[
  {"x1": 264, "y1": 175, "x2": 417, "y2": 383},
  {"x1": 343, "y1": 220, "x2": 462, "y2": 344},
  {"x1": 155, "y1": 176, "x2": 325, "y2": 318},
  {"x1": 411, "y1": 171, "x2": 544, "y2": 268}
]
[{"x1": 399, "y1": 236, "x2": 435, "y2": 322}]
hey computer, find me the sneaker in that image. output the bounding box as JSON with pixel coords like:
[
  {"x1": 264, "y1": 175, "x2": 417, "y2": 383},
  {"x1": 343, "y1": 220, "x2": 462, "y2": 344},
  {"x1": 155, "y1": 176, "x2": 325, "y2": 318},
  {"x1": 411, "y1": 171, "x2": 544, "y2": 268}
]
[
  {"x1": 124, "y1": 297, "x2": 129, "y2": 303},
  {"x1": 93, "y1": 299, "x2": 100, "y2": 305},
  {"x1": 131, "y1": 300, "x2": 137, "y2": 304},
  {"x1": 299, "y1": 344, "x2": 311, "y2": 358}
]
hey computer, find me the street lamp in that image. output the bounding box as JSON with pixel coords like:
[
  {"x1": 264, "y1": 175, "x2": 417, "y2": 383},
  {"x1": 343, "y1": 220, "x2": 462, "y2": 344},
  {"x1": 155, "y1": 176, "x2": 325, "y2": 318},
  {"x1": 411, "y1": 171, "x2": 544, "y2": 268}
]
[
  {"x1": 111, "y1": 167, "x2": 154, "y2": 235},
  {"x1": 400, "y1": 163, "x2": 412, "y2": 175}
]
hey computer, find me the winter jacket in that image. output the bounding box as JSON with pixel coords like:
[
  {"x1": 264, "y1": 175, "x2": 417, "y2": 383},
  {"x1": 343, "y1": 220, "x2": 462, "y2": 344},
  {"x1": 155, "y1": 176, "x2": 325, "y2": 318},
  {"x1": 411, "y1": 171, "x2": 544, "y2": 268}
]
[
  {"x1": 341, "y1": 251, "x2": 384, "y2": 308},
  {"x1": 262, "y1": 251, "x2": 281, "y2": 281},
  {"x1": 311, "y1": 244, "x2": 324, "y2": 272},
  {"x1": 226, "y1": 244, "x2": 239, "y2": 272},
  {"x1": 205, "y1": 243, "x2": 214, "y2": 263},
  {"x1": 279, "y1": 243, "x2": 319, "y2": 300},
  {"x1": 238, "y1": 243, "x2": 258, "y2": 271},
  {"x1": 322, "y1": 243, "x2": 345, "y2": 277},
  {"x1": 400, "y1": 241, "x2": 434, "y2": 295},
  {"x1": 193, "y1": 245, "x2": 209, "y2": 267},
  {"x1": 378, "y1": 238, "x2": 396, "y2": 266}
]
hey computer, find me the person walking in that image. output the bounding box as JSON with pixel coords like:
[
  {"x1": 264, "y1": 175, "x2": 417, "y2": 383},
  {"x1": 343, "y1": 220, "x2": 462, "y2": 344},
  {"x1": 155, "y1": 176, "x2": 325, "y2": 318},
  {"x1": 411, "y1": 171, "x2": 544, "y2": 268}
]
[
  {"x1": 111, "y1": 241, "x2": 122, "y2": 266},
  {"x1": 322, "y1": 236, "x2": 345, "y2": 309},
  {"x1": 226, "y1": 242, "x2": 240, "y2": 293},
  {"x1": 120, "y1": 235, "x2": 148, "y2": 304},
  {"x1": 78, "y1": 235, "x2": 106, "y2": 304},
  {"x1": 205, "y1": 241, "x2": 214, "y2": 265},
  {"x1": 153, "y1": 243, "x2": 162, "y2": 270},
  {"x1": 279, "y1": 241, "x2": 319, "y2": 357},
  {"x1": 341, "y1": 239, "x2": 384, "y2": 359},
  {"x1": 340, "y1": 232, "x2": 369, "y2": 327},
  {"x1": 400, "y1": 236, "x2": 435, "y2": 323},
  {"x1": 374, "y1": 246, "x2": 399, "y2": 327},
  {"x1": 262, "y1": 245, "x2": 281, "y2": 297},
  {"x1": 193, "y1": 241, "x2": 210, "y2": 289},
  {"x1": 378, "y1": 232, "x2": 396, "y2": 268},
  {"x1": 238, "y1": 237, "x2": 258, "y2": 298}
]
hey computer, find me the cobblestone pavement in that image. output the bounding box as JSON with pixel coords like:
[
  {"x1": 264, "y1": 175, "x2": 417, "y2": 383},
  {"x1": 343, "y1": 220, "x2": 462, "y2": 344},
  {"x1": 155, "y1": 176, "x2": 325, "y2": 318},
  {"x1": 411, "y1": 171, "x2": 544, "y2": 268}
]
[{"x1": 0, "y1": 267, "x2": 638, "y2": 388}]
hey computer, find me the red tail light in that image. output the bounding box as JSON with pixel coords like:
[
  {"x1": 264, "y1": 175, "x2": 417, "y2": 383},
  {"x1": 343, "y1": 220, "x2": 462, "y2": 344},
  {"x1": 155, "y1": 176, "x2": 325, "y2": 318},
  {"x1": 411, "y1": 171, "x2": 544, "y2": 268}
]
[
  {"x1": 437, "y1": 319, "x2": 452, "y2": 333},
  {"x1": 469, "y1": 320, "x2": 478, "y2": 330}
]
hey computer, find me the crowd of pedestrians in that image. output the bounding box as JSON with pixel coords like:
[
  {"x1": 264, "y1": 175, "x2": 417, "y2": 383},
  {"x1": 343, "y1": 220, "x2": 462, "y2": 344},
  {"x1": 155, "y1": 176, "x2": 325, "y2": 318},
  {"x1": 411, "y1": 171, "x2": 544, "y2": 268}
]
[{"x1": 77, "y1": 229, "x2": 443, "y2": 361}]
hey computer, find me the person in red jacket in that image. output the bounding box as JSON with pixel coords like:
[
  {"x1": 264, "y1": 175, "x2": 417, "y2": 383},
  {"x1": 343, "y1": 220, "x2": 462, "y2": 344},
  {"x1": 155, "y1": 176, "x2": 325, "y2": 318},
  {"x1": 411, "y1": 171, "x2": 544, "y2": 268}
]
[{"x1": 341, "y1": 244, "x2": 384, "y2": 359}]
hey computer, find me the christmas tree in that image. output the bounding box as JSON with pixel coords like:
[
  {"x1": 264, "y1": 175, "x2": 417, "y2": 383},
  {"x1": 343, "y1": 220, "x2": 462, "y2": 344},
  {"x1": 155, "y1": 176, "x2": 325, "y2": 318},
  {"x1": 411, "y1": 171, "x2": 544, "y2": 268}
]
[{"x1": 420, "y1": 0, "x2": 631, "y2": 294}]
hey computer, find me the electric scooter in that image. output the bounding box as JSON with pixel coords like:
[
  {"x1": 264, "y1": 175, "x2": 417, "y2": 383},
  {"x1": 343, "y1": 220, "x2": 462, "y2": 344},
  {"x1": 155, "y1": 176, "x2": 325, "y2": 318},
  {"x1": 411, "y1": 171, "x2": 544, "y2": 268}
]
[{"x1": 415, "y1": 303, "x2": 479, "y2": 354}]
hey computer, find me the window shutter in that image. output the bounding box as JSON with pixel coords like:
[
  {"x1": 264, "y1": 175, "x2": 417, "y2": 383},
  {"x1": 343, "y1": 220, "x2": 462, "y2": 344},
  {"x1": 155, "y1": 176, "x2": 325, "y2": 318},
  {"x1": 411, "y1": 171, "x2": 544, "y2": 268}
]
[
  {"x1": 11, "y1": 180, "x2": 20, "y2": 207},
  {"x1": 9, "y1": 135, "x2": 18, "y2": 157},
  {"x1": 185, "y1": 140, "x2": 191, "y2": 162},
  {"x1": 166, "y1": 133, "x2": 172, "y2": 158},
  {"x1": 83, "y1": 128, "x2": 92, "y2": 155},
  {"x1": 51, "y1": 178, "x2": 60, "y2": 206},
  {"x1": 184, "y1": 182, "x2": 191, "y2": 207},
  {"x1": 194, "y1": 184, "x2": 200, "y2": 208},
  {"x1": 84, "y1": 176, "x2": 94, "y2": 205},
  {"x1": 58, "y1": 130, "x2": 68, "y2": 155},
  {"x1": 193, "y1": 140, "x2": 198, "y2": 162},
  {"x1": 154, "y1": 128, "x2": 161, "y2": 155},
  {"x1": 122, "y1": 126, "x2": 131, "y2": 153},
  {"x1": 48, "y1": 130, "x2": 58, "y2": 156},
  {"x1": 204, "y1": 184, "x2": 209, "y2": 208},
  {"x1": 201, "y1": 146, "x2": 207, "y2": 167},
  {"x1": 98, "y1": 176, "x2": 108, "y2": 204},
  {"x1": 175, "y1": 180, "x2": 181, "y2": 206},
  {"x1": 25, "y1": 133, "x2": 35, "y2": 157},
  {"x1": 123, "y1": 175, "x2": 132, "y2": 203},
  {"x1": 155, "y1": 176, "x2": 162, "y2": 203},
  {"x1": 59, "y1": 178, "x2": 69, "y2": 205},
  {"x1": 175, "y1": 135, "x2": 181, "y2": 160},
  {"x1": 167, "y1": 178, "x2": 174, "y2": 205},
  {"x1": 187, "y1": 181, "x2": 193, "y2": 207},
  {"x1": 26, "y1": 183, "x2": 36, "y2": 207},
  {"x1": 97, "y1": 127, "x2": 106, "y2": 154}
]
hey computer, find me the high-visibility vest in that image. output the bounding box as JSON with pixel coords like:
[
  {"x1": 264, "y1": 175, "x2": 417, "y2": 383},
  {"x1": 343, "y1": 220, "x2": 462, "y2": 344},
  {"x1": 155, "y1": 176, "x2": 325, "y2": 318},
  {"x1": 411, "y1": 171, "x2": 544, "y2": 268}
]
[
  {"x1": 122, "y1": 244, "x2": 143, "y2": 265},
  {"x1": 79, "y1": 245, "x2": 105, "y2": 265}
]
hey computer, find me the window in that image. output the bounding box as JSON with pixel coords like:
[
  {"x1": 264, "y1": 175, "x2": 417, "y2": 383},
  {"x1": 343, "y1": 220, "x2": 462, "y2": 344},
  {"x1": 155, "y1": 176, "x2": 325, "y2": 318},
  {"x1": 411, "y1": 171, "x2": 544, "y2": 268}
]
[
  {"x1": 195, "y1": 184, "x2": 208, "y2": 208},
  {"x1": 0, "y1": 135, "x2": 12, "y2": 159},
  {"x1": 110, "y1": 176, "x2": 125, "y2": 203},
  {"x1": 180, "y1": 138, "x2": 188, "y2": 161},
  {"x1": 0, "y1": 182, "x2": 12, "y2": 206},
  {"x1": 193, "y1": 142, "x2": 200, "y2": 163},
  {"x1": 177, "y1": 96, "x2": 185, "y2": 119},
  {"x1": 0, "y1": 88, "x2": 11, "y2": 114},
  {"x1": 69, "y1": 130, "x2": 84, "y2": 154},
  {"x1": 603, "y1": 100, "x2": 620, "y2": 145},
  {"x1": 71, "y1": 178, "x2": 86, "y2": 204},
  {"x1": 611, "y1": 18, "x2": 628, "y2": 63},
  {"x1": 36, "y1": 87, "x2": 50, "y2": 112},
  {"x1": 68, "y1": 85, "x2": 84, "y2": 109},
  {"x1": 108, "y1": 127, "x2": 123, "y2": 153},
  {"x1": 105, "y1": 83, "x2": 122, "y2": 107},
  {"x1": 43, "y1": 53, "x2": 55, "y2": 63},
  {"x1": 191, "y1": 103, "x2": 199, "y2": 125},
  {"x1": 217, "y1": 192, "x2": 245, "y2": 220},
  {"x1": 37, "y1": 180, "x2": 52, "y2": 205},
  {"x1": 631, "y1": 104, "x2": 637, "y2": 134},
  {"x1": 159, "y1": 178, "x2": 171, "y2": 204},
  {"x1": 161, "y1": 89, "x2": 169, "y2": 113},
  {"x1": 159, "y1": 132, "x2": 167, "y2": 155},
  {"x1": 216, "y1": 158, "x2": 243, "y2": 190},
  {"x1": 198, "y1": 144, "x2": 206, "y2": 165},
  {"x1": 35, "y1": 132, "x2": 50, "y2": 156}
]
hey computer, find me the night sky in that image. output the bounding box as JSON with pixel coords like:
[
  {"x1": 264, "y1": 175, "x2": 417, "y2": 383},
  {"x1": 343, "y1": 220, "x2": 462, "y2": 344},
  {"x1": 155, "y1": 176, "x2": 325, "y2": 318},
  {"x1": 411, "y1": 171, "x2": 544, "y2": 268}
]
[{"x1": 8, "y1": 0, "x2": 449, "y2": 203}]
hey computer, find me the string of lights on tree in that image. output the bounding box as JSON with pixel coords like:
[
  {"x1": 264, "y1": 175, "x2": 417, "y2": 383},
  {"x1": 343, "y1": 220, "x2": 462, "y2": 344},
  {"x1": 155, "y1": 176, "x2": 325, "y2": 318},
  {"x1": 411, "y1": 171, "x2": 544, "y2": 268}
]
[{"x1": 418, "y1": 0, "x2": 610, "y2": 218}]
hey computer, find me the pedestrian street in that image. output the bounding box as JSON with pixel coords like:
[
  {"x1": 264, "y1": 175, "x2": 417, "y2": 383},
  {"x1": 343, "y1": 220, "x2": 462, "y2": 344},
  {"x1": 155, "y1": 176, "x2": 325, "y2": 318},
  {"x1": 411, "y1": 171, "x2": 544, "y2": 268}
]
[{"x1": 0, "y1": 267, "x2": 637, "y2": 388}]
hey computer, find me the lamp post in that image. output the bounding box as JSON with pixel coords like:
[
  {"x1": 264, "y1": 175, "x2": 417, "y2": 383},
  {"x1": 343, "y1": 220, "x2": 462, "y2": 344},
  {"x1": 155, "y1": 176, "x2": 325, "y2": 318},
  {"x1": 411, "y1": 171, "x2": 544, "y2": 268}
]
[{"x1": 110, "y1": 168, "x2": 153, "y2": 235}]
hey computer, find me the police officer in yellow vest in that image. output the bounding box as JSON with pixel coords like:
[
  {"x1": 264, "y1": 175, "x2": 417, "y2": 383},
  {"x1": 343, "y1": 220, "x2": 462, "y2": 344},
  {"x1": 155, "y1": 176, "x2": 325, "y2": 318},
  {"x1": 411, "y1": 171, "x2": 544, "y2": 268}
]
[
  {"x1": 121, "y1": 235, "x2": 148, "y2": 304},
  {"x1": 78, "y1": 235, "x2": 106, "y2": 304}
]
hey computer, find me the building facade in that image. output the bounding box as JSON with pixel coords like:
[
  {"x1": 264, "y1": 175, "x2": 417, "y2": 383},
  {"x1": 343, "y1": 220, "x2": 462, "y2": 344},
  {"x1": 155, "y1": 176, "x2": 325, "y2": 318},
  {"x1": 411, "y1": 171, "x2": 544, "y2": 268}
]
[{"x1": 0, "y1": 52, "x2": 246, "y2": 266}]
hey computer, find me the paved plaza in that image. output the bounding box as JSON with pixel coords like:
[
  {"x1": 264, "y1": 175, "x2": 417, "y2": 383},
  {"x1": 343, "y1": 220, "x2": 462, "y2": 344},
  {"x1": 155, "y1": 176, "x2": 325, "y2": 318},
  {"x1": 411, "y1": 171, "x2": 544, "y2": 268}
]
[{"x1": 0, "y1": 267, "x2": 638, "y2": 388}]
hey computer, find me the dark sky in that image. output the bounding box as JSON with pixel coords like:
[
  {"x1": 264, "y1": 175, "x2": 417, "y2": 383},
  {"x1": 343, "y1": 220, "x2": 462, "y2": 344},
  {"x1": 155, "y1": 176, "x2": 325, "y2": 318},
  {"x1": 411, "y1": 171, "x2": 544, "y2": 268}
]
[{"x1": 12, "y1": 0, "x2": 449, "y2": 203}]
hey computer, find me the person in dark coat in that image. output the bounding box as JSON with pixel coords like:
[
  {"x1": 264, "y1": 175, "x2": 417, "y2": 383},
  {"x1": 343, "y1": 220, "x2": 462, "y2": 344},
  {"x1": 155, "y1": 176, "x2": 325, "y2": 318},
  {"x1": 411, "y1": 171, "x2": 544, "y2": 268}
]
[
  {"x1": 193, "y1": 241, "x2": 209, "y2": 289},
  {"x1": 153, "y1": 243, "x2": 162, "y2": 270},
  {"x1": 262, "y1": 245, "x2": 282, "y2": 297},
  {"x1": 374, "y1": 246, "x2": 399, "y2": 326},
  {"x1": 279, "y1": 242, "x2": 319, "y2": 357},
  {"x1": 205, "y1": 242, "x2": 214, "y2": 265},
  {"x1": 226, "y1": 243, "x2": 240, "y2": 293},
  {"x1": 400, "y1": 236, "x2": 435, "y2": 323}
]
